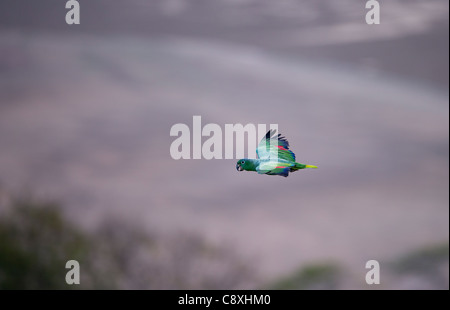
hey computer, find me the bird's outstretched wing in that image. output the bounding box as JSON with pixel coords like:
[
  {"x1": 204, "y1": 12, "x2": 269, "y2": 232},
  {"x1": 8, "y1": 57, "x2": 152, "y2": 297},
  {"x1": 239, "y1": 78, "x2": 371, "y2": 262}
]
[{"x1": 256, "y1": 130, "x2": 296, "y2": 162}]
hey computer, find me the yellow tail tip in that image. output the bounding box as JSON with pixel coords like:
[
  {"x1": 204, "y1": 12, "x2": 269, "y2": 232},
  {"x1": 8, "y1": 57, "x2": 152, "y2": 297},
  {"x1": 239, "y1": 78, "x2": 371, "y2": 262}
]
[{"x1": 306, "y1": 165, "x2": 318, "y2": 169}]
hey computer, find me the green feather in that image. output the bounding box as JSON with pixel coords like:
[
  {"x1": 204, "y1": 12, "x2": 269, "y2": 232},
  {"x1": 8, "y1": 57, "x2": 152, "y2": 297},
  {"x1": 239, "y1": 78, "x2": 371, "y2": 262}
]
[{"x1": 236, "y1": 130, "x2": 318, "y2": 177}]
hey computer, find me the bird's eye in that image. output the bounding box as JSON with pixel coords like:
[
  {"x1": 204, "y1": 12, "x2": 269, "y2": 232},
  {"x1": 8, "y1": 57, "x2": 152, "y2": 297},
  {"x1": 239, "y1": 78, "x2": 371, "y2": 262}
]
[{"x1": 241, "y1": 161, "x2": 245, "y2": 164}]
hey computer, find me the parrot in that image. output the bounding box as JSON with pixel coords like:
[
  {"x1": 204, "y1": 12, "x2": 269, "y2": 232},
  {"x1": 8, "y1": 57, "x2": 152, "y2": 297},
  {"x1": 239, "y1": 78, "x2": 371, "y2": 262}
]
[{"x1": 236, "y1": 129, "x2": 317, "y2": 177}]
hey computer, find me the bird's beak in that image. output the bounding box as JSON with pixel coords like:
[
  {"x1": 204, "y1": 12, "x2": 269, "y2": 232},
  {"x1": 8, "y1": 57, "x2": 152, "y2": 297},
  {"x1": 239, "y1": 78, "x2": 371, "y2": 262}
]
[{"x1": 236, "y1": 164, "x2": 243, "y2": 171}]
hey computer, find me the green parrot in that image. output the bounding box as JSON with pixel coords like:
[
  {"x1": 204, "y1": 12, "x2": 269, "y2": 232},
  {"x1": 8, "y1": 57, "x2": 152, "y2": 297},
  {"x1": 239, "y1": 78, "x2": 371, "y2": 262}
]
[{"x1": 236, "y1": 129, "x2": 317, "y2": 177}]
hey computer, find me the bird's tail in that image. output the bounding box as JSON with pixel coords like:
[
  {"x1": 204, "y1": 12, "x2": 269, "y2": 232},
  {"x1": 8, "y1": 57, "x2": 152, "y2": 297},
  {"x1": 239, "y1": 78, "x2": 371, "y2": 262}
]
[
  {"x1": 305, "y1": 165, "x2": 318, "y2": 169},
  {"x1": 290, "y1": 163, "x2": 318, "y2": 171}
]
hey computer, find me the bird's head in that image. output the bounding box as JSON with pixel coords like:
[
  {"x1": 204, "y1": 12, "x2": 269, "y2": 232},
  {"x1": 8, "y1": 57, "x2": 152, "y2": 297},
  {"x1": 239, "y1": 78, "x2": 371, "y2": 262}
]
[{"x1": 236, "y1": 159, "x2": 249, "y2": 171}]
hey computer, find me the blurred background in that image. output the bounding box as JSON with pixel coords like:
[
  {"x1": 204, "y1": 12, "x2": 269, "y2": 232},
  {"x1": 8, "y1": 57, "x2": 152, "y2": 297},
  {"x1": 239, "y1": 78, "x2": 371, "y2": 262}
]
[{"x1": 0, "y1": 0, "x2": 448, "y2": 289}]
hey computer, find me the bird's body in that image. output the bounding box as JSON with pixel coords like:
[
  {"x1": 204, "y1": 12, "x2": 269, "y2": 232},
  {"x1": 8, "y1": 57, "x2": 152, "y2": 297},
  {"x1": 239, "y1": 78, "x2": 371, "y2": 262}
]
[{"x1": 236, "y1": 130, "x2": 317, "y2": 177}]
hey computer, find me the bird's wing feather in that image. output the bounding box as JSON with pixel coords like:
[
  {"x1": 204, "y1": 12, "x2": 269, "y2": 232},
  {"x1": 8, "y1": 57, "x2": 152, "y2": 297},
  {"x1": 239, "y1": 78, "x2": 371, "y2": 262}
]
[
  {"x1": 256, "y1": 130, "x2": 296, "y2": 162},
  {"x1": 257, "y1": 161, "x2": 291, "y2": 177}
]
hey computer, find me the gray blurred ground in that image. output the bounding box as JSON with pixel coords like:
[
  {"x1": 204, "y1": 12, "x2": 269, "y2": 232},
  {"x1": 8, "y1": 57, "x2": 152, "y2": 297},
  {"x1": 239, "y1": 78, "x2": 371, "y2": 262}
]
[{"x1": 0, "y1": 0, "x2": 448, "y2": 289}]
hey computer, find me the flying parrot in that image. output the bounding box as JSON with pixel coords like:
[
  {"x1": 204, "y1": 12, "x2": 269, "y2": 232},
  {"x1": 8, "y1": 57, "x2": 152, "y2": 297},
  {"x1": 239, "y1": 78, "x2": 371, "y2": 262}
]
[{"x1": 236, "y1": 130, "x2": 317, "y2": 177}]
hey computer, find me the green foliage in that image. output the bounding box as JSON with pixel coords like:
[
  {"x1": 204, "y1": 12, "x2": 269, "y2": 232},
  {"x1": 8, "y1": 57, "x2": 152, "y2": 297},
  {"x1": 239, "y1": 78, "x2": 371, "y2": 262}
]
[
  {"x1": 0, "y1": 197, "x2": 88, "y2": 289},
  {"x1": 391, "y1": 242, "x2": 449, "y2": 289},
  {"x1": 269, "y1": 263, "x2": 341, "y2": 290},
  {"x1": 393, "y1": 243, "x2": 449, "y2": 273},
  {"x1": 0, "y1": 195, "x2": 254, "y2": 289}
]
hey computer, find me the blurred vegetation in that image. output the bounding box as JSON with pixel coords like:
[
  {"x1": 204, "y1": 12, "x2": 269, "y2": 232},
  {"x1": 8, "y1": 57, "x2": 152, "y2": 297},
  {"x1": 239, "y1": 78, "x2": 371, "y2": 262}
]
[
  {"x1": 268, "y1": 263, "x2": 341, "y2": 290},
  {"x1": 0, "y1": 194, "x2": 255, "y2": 289},
  {"x1": 0, "y1": 191, "x2": 447, "y2": 290},
  {"x1": 0, "y1": 197, "x2": 90, "y2": 289},
  {"x1": 391, "y1": 243, "x2": 449, "y2": 290},
  {"x1": 267, "y1": 242, "x2": 449, "y2": 290}
]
